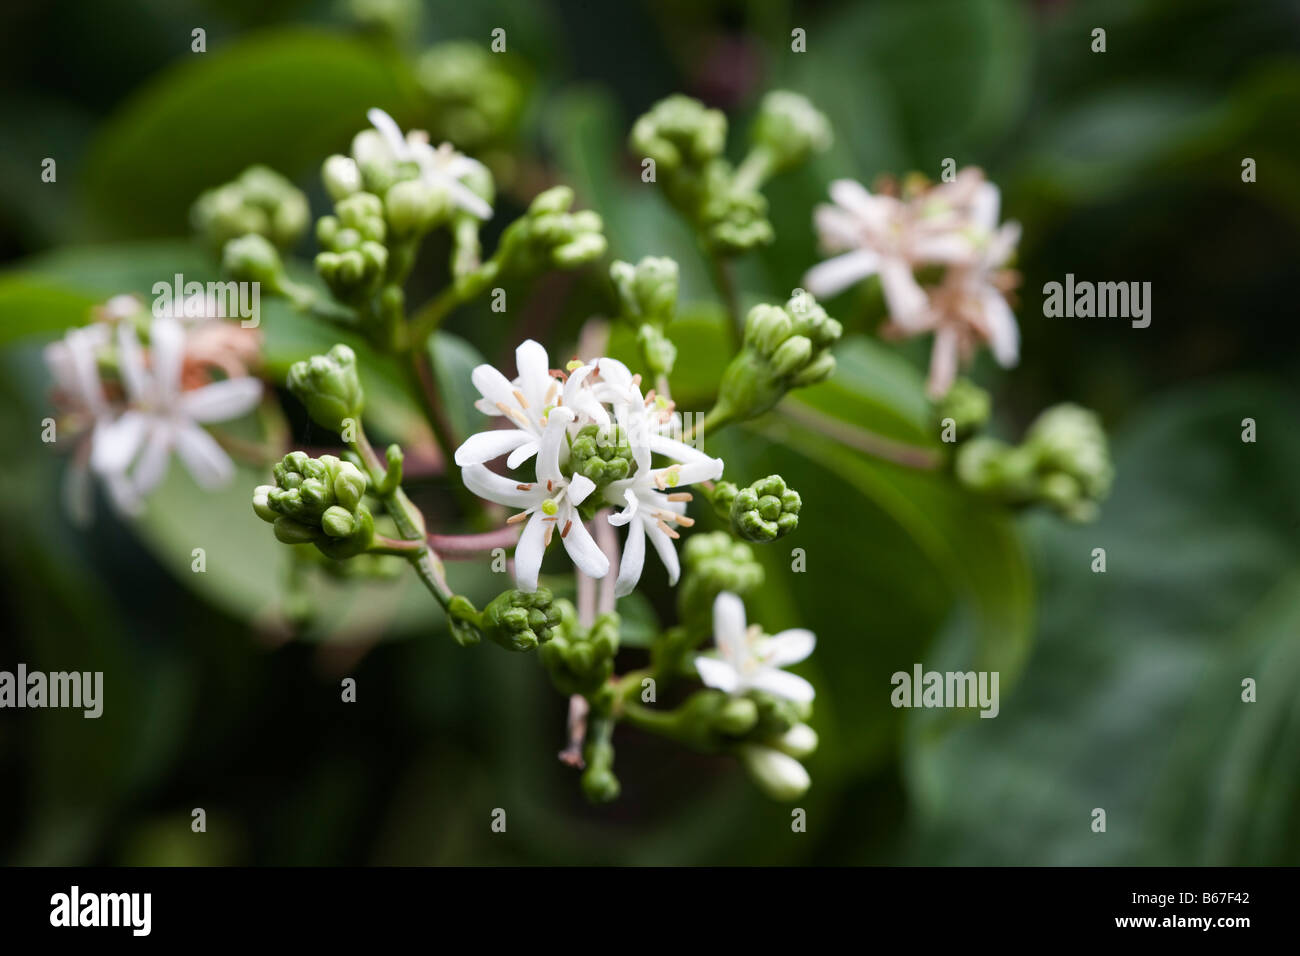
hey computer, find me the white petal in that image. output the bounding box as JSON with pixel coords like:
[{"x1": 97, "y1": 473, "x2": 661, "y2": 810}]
[
  {"x1": 149, "y1": 316, "x2": 186, "y2": 404},
  {"x1": 613, "y1": 516, "x2": 646, "y2": 596},
  {"x1": 828, "y1": 178, "x2": 883, "y2": 225},
  {"x1": 513, "y1": 512, "x2": 548, "y2": 592},
  {"x1": 471, "y1": 363, "x2": 517, "y2": 410},
  {"x1": 605, "y1": 485, "x2": 638, "y2": 526},
  {"x1": 454, "y1": 428, "x2": 533, "y2": 466},
  {"x1": 654, "y1": 456, "x2": 724, "y2": 487},
  {"x1": 567, "y1": 473, "x2": 596, "y2": 506},
  {"x1": 645, "y1": 518, "x2": 681, "y2": 585},
  {"x1": 462, "y1": 463, "x2": 543, "y2": 508},
  {"x1": 713, "y1": 591, "x2": 748, "y2": 646},
  {"x1": 367, "y1": 107, "x2": 409, "y2": 159},
  {"x1": 879, "y1": 258, "x2": 930, "y2": 326},
  {"x1": 91, "y1": 410, "x2": 148, "y2": 475},
  {"x1": 506, "y1": 440, "x2": 540, "y2": 470},
  {"x1": 763, "y1": 629, "x2": 817, "y2": 667},
  {"x1": 131, "y1": 423, "x2": 174, "y2": 496},
  {"x1": 647, "y1": 433, "x2": 714, "y2": 466},
  {"x1": 803, "y1": 249, "x2": 880, "y2": 299},
  {"x1": 694, "y1": 656, "x2": 741, "y2": 694},
  {"x1": 980, "y1": 287, "x2": 1020, "y2": 368},
  {"x1": 514, "y1": 339, "x2": 551, "y2": 394},
  {"x1": 926, "y1": 323, "x2": 961, "y2": 399},
  {"x1": 445, "y1": 178, "x2": 493, "y2": 220},
  {"x1": 536, "y1": 406, "x2": 574, "y2": 484},
  {"x1": 174, "y1": 424, "x2": 235, "y2": 489},
  {"x1": 749, "y1": 668, "x2": 816, "y2": 704},
  {"x1": 970, "y1": 182, "x2": 1001, "y2": 234},
  {"x1": 561, "y1": 516, "x2": 610, "y2": 579},
  {"x1": 115, "y1": 321, "x2": 149, "y2": 402},
  {"x1": 180, "y1": 377, "x2": 262, "y2": 423}
]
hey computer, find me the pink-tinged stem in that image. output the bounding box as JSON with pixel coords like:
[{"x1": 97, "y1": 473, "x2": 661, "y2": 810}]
[{"x1": 427, "y1": 525, "x2": 521, "y2": 559}]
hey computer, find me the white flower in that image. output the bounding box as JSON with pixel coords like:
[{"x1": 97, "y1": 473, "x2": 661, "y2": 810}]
[
  {"x1": 461, "y1": 407, "x2": 609, "y2": 591},
  {"x1": 91, "y1": 316, "x2": 263, "y2": 499},
  {"x1": 365, "y1": 108, "x2": 493, "y2": 220},
  {"x1": 694, "y1": 592, "x2": 816, "y2": 703},
  {"x1": 44, "y1": 323, "x2": 138, "y2": 521},
  {"x1": 605, "y1": 401, "x2": 722, "y2": 595},
  {"x1": 455, "y1": 339, "x2": 601, "y2": 469}
]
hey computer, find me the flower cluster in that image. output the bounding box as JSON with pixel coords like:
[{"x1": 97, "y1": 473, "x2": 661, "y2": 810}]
[
  {"x1": 454, "y1": 339, "x2": 724, "y2": 595},
  {"x1": 804, "y1": 168, "x2": 1021, "y2": 398},
  {"x1": 43, "y1": 294, "x2": 263, "y2": 523}
]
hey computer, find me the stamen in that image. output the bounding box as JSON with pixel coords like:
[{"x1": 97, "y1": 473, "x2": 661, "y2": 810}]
[
  {"x1": 667, "y1": 492, "x2": 693, "y2": 502},
  {"x1": 656, "y1": 519, "x2": 681, "y2": 540},
  {"x1": 516, "y1": 483, "x2": 533, "y2": 491},
  {"x1": 507, "y1": 511, "x2": 530, "y2": 525},
  {"x1": 544, "y1": 523, "x2": 554, "y2": 546},
  {"x1": 513, "y1": 389, "x2": 530, "y2": 409},
  {"x1": 561, "y1": 520, "x2": 572, "y2": 538},
  {"x1": 675, "y1": 515, "x2": 695, "y2": 528}
]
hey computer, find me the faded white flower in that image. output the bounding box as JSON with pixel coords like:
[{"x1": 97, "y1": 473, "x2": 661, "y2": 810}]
[{"x1": 694, "y1": 591, "x2": 816, "y2": 703}]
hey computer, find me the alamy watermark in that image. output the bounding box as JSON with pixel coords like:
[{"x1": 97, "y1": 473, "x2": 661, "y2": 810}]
[
  {"x1": 890, "y1": 664, "x2": 999, "y2": 718},
  {"x1": 152, "y1": 273, "x2": 260, "y2": 327},
  {"x1": 0, "y1": 664, "x2": 103, "y2": 718},
  {"x1": 1042, "y1": 274, "x2": 1151, "y2": 328}
]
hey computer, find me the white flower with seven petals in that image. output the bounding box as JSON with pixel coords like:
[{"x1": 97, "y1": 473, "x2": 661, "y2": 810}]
[
  {"x1": 694, "y1": 592, "x2": 816, "y2": 703},
  {"x1": 91, "y1": 316, "x2": 263, "y2": 500},
  {"x1": 366, "y1": 108, "x2": 493, "y2": 221},
  {"x1": 461, "y1": 407, "x2": 609, "y2": 591}
]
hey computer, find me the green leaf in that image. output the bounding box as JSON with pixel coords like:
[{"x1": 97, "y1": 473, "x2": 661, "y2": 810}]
[
  {"x1": 0, "y1": 276, "x2": 98, "y2": 348},
  {"x1": 903, "y1": 380, "x2": 1300, "y2": 864},
  {"x1": 83, "y1": 28, "x2": 416, "y2": 238},
  {"x1": 426, "y1": 330, "x2": 487, "y2": 443}
]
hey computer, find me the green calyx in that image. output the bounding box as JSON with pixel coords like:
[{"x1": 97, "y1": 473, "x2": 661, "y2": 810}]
[
  {"x1": 253, "y1": 452, "x2": 374, "y2": 559},
  {"x1": 497, "y1": 186, "x2": 607, "y2": 274},
  {"x1": 415, "y1": 41, "x2": 524, "y2": 150},
  {"x1": 286, "y1": 344, "x2": 365, "y2": 434},
  {"x1": 454, "y1": 587, "x2": 563, "y2": 653},
  {"x1": 713, "y1": 474, "x2": 801, "y2": 542},
  {"x1": 955, "y1": 403, "x2": 1114, "y2": 521},
  {"x1": 567, "y1": 423, "x2": 634, "y2": 489},
  {"x1": 540, "y1": 605, "x2": 620, "y2": 697},
  {"x1": 714, "y1": 293, "x2": 842, "y2": 424},
  {"x1": 935, "y1": 378, "x2": 992, "y2": 442},
  {"x1": 221, "y1": 234, "x2": 286, "y2": 290},
  {"x1": 192, "y1": 165, "x2": 309, "y2": 251}
]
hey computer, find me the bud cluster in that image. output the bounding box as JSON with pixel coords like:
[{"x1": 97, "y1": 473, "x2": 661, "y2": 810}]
[
  {"x1": 192, "y1": 165, "x2": 309, "y2": 251},
  {"x1": 253, "y1": 452, "x2": 375, "y2": 558}
]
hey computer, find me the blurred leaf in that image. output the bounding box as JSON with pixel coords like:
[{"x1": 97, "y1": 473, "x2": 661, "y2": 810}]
[
  {"x1": 0, "y1": 275, "x2": 98, "y2": 347},
  {"x1": 904, "y1": 380, "x2": 1300, "y2": 864},
  {"x1": 426, "y1": 329, "x2": 486, "y2": 442},
  {"x1": 83, "y1": 28, "x2": 416, "y2": 237}
]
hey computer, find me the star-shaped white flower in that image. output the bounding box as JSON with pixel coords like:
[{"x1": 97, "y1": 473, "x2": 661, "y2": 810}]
[
  {"x1": 694, "y1": 592, "x2": 816, "y2": 703},
  {"x1": 604, "y1": 399, "x2": 723, "y2": 595},
  {"x1": 802, "y1": 171, "x2": 992, "y2": 322},
  {"x1": 461, "y1": 407, "x2": 609, "y2": 591},
  {"x1": 366, "y1": 108, "x2": 493, "y2": 220},
  {"x1": 44, "y1": 322, "x2": 139, "y2": 521},
  {"x1": 91, "y1": 316, "x2": 263, "y2": 499},
  {"x1": 455, "y1": 339, "x2": 603, "y2": 469}
]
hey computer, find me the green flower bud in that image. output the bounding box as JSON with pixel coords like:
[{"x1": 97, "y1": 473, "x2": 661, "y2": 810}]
[
  {"x1": 715, "y1": 294, "x2": 842, "y2": 423},
  {"x1": 677, "y1": 532, "x2": 764, "y2": 638},
  {"x1": 579, "y1": 713, "x2": 620, "y2": 804},
  {"x1": 771, "y1": 722, "x2": 818, "y2": 759},
  {"x1": 497, "y1": 186, "x2": 607, "y2": 274},
  {"x1": 629, "y1": 94, "x2": 727, "y2": 174},
  {"x1": 737, "y1": 742, "x2": 811, "y2": 801},
  {"x1": 731, "y1": 474, "x2": 800, "y2": 542},
  {"x1": 540, "y1": 608, "x2": 620, "y2": 697},
  {"x1": 221, "y1": 234, "x2": 285, "y2": 288},
  {"x1": 384, "y1": 177, "x2": 449, "y2": 237},
  {"x1": 192, "y1": 165, "x2": 309, "y2": 250},
  {"x1": 286, "y1": 345, "x2": 364, "y2": 433},
  {"x1": 935, "y1": 378, "x2": 991, "y2": 441},
  {"x1": 714, "y1": 696, "x2": 760, "y2": 736},
  {"x1": 477, "y1": 587, "x2": 562, "y2": 652},
  {"x1": 322, "y1": 155, "x2": 363, "y2": 201},
  {"x1": 747, "y1": 91, "x2": 832, "y2": 176},
  {"x1": 635, "y1": 323, "x2": 677, "y2": 378},
  {"x1": 415, "y1": 41, "x2": 524, "y2": 150},
  {"x1": 611, "y1": 256, "x2": 679, "y2": 326},
  {"x1": 256, "y1": 452, "x2": 375, "y2": 558},
  {"x1": 566, "y1": 423, "x2": 633, "y2": 490}
]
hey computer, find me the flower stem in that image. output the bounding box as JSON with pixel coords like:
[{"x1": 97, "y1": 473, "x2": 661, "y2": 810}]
[{"x1": 428, "y1": 525, "x2": 520, "y2": 558}]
